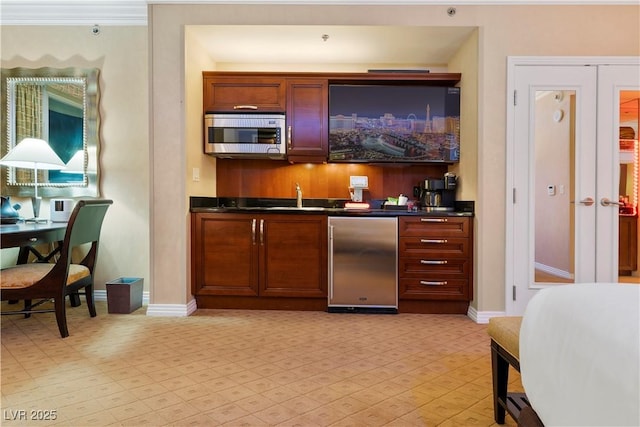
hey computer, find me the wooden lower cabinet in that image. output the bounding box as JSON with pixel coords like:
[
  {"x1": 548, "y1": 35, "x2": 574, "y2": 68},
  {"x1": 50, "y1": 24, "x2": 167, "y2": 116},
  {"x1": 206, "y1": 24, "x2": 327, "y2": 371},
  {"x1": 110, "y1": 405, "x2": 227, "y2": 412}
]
[
  {"x1": 191, "y1": 212, "x2": 327, "y2": 309},
  {"x1": 619, "y1": 215, "x2": 638, "y2": 274},
  {"x1": 192, "y1": 211, "x2": 473, "y2": 313},
  {"x1": 398, "y1": 216, "x2": 473, "y2": 314}
]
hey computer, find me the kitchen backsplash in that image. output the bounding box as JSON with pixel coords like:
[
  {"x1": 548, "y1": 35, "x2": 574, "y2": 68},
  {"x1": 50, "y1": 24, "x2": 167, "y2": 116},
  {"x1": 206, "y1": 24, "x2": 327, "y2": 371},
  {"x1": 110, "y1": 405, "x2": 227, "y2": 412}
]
[{"x1": 215, "y1": 159, "x2": 449, "y2": 201}]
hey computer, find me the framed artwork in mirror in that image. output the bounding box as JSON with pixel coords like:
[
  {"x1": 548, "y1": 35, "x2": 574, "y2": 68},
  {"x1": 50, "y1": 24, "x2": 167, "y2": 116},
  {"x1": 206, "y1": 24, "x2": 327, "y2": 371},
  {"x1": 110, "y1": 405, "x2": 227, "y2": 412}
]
[{"x1": 1, "y1": 67, "x2": 101, "y2": 198}]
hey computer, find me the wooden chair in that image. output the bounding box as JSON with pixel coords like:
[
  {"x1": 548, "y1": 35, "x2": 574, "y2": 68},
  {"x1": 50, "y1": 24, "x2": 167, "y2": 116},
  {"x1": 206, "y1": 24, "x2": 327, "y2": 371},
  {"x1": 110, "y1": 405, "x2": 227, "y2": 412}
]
[{"x1": 1, "y1": 199, "x2": 113, "y2": 338}]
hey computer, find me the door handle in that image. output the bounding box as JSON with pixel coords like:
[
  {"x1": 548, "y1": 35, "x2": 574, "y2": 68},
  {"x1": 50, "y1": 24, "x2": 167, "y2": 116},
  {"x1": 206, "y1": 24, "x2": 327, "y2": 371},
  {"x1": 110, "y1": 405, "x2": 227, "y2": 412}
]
[
  {"x1": 251, "y1": 219, "x2": 257, "y2": 245},
  {"x1": 571, "y1": 197, "x2": 594, "y2": 206},
  {"x1": 600, "y1": 197, "x2": 621, "y2": 207},
  {"x1": 287, "y1": 126, "x2": 292, "y2": 150},
  {"x1": 259, "y1": 219, "x2": 265, "y2": 245}
]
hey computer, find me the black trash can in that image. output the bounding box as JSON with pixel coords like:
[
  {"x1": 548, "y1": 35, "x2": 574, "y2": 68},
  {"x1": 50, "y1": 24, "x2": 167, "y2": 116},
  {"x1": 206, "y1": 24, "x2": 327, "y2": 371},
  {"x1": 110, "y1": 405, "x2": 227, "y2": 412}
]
[{"x1": 106, "y1": 277, "x2": 143, "y2": 314}]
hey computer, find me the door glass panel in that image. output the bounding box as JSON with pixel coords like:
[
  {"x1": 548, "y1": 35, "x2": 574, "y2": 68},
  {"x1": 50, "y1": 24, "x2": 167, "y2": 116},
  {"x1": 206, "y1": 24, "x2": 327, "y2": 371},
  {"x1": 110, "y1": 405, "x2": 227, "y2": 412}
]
[
  {"x1": 618, "y1": 90, "x2": 639, "y2": 282},
  {"x1": 534, "y1": 90, "x2": 576, "y2": 284}
]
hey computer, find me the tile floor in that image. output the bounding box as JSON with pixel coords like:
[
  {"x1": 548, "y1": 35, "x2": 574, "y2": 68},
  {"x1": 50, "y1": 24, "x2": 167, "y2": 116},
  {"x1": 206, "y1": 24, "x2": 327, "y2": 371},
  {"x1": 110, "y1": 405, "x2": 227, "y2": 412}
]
[{"x1": 1, "y1": 301, "x2": 521, "y2": 426}]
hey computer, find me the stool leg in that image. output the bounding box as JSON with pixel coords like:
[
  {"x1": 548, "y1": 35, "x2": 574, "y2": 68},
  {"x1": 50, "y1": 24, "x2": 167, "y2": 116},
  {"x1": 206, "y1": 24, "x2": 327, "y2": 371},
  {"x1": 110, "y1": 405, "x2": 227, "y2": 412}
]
[{"x1": 491, "y1": 340, "x2": 509, "y2": 424}]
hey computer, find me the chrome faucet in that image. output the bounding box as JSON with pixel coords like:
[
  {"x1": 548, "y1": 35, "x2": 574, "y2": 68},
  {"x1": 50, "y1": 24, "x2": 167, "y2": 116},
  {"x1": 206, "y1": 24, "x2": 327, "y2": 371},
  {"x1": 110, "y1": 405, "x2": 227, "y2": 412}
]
[{"x1": 295, "y1": 183, "x2": 303, "y2": 208}]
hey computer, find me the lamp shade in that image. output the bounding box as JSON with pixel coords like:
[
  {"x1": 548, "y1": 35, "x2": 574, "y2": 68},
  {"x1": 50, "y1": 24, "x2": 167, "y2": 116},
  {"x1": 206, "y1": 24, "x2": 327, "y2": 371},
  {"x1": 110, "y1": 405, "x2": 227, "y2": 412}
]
[
  {"x1": 0, "y1": 138, "x2": 65, "y2": 170},
  {"x1": 61, "y1": 150, "x2": 85, "y2": 173}
]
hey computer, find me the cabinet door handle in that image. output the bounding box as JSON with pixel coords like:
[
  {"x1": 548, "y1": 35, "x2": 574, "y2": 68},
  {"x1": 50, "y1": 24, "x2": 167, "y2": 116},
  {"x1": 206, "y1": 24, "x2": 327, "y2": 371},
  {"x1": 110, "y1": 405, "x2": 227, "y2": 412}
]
[
  {"x1": 233, "y1": 105, "x2": 258, "y2": 110},
  {"x1": 420, "y1": 218, "x2": 447, "y2": 222},
  {"x1": 420, "y1": 260, "x2": 447, "y2": 265},
  {"x1": 259, "y1": 219, "x2": 265, "y2": 245},
  {"x1": 328, "y1": 225, "x2": 334, "y2": 300},
  {"x1": 287, "y1": 125, "x2": 292, "y2": 150},
  {"x1": 420, "y1": 281, "x2": 447, "y2": 286},
  {"x1": 420, "y1": 239, "x2": 448, "y2": 244},
  {"x1": 251, "y1": 219, "x2": 257, "y2": 245}
]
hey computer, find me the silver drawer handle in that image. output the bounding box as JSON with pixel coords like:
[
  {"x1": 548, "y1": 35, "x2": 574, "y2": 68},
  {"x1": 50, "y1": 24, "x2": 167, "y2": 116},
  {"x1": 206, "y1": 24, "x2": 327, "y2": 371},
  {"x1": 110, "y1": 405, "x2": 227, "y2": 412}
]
[
  {"x1": 420, "y1": 260, "x2": 448, "y2": 265},
  {"x1": 251, "y1": 219, "x2": 257, "y2": 245},
  {"x1": 420, "y1": 281, "x2": 447, "y2": 286},
  {"x1": 420, "y1": 239, "x2": 448, "y2": 244},
  {"x1": 420, "y1": 218, "x2": 447, "y2": 222}
]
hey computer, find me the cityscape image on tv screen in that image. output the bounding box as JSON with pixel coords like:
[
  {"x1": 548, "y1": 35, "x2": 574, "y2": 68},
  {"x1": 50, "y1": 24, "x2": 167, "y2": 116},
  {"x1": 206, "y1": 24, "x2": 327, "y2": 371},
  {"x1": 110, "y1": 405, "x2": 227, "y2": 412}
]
[{"x1": 328, "y1": 85, "x2": 460, "y2": 163}]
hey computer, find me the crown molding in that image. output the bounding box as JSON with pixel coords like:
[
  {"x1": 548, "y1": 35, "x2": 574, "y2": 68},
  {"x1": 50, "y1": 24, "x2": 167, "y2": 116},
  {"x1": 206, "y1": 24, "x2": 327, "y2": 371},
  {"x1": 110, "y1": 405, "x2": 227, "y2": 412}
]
[
  {"x1": 0, "y1": 1, "x2": 148, "y2": 26},
  {"x1": 1, "y1": 0, "x2": 636, "y2": 26}
]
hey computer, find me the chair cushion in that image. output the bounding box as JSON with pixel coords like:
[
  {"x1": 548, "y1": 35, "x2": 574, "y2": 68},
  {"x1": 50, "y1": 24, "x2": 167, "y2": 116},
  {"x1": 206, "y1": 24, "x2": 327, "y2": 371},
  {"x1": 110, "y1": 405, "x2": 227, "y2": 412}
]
[
  {"x1": 1, "y1": 263, "x2": 90, "y2": 289},
  {"x1": 487, "y1": 316, "x2": 522, "y2": 360}
]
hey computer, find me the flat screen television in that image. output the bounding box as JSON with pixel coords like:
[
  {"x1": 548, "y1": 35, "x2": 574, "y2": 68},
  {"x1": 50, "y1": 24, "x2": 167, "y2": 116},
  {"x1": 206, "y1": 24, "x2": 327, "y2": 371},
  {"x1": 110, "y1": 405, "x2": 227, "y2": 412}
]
[{"x1": 328, "y1": 84, "x2": 460, "y2": 163}]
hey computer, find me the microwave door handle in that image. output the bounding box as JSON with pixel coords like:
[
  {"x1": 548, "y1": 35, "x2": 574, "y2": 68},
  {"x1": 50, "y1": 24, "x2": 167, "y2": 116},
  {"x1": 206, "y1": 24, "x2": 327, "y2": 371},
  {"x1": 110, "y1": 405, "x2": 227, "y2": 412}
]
[{"x1": 233, "y1": 105, "x2": 258, "y2": 110}]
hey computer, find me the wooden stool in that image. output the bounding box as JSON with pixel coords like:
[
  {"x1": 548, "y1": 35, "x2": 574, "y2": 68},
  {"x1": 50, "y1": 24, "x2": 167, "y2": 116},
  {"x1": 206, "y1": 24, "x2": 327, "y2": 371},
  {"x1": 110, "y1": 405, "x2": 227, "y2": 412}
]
[{"x1": 487, "y1": 316, "x2": 527, "y2": 424}]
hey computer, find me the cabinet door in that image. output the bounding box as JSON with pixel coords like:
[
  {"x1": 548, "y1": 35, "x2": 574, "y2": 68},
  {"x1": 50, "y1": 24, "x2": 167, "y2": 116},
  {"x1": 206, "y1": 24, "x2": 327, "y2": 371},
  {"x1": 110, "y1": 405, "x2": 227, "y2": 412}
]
[
  {"x1": 191, "y1": 213, "x2": 259, "y2": 296},
  {"x1": 286, "y1": 79, "x2": 328, "y2": 162},
  {"x1": 619, "y1": 216, "x2": 638, "y2": 272},
  {"x1": 260, "y1": 214, "x2": 328, "y2": 298},
  {"x1": 203, "y1": 76, "x2": 286, "y2": 113}
]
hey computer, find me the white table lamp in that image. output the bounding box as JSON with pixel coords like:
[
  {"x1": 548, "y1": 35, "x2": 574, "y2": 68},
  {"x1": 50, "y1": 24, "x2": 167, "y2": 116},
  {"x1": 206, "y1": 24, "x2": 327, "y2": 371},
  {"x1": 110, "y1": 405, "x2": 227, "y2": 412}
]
[
  {"x1": 61, "y1": 150, "x2": 85, "y2": 174},
  {"x1": 0, "y1": 137, "x2": 66, "y2": 222}
]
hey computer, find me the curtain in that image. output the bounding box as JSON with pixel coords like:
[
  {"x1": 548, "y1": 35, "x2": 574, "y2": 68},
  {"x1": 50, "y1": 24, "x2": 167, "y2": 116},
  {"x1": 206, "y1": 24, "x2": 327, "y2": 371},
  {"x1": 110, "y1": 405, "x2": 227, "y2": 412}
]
[{"x1": 14, "y1": 84, "x2": 43, "y2": 184}]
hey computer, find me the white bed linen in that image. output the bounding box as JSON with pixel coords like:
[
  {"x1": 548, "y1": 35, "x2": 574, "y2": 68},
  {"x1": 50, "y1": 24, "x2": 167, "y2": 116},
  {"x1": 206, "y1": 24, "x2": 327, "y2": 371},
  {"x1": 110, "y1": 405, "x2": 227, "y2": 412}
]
[{"x1": 520, "y1": 283, "x2": 640, "y2": 427}]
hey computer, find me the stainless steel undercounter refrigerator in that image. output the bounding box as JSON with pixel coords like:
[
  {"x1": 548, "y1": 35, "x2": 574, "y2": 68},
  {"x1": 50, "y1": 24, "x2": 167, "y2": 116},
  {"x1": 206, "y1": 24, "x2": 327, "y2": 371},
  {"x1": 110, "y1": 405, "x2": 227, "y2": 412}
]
[{"x1": 327, "y1": 216, "x2": 398, "y2": 313}]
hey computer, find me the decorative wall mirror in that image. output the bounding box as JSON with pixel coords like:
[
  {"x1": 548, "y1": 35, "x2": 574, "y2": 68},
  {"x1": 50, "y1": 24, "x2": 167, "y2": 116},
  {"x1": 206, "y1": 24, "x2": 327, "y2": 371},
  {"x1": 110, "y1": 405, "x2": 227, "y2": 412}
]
[{"x1": 1, "y1": 67, "x2": 100, "y2": 197}]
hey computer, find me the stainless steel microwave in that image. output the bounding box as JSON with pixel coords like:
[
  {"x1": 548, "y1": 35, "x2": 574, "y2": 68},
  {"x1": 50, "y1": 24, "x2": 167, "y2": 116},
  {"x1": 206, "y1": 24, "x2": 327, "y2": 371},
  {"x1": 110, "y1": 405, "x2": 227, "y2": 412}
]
[{"x1": 204, "y1": 113, "x2": 286, "y2": 159}]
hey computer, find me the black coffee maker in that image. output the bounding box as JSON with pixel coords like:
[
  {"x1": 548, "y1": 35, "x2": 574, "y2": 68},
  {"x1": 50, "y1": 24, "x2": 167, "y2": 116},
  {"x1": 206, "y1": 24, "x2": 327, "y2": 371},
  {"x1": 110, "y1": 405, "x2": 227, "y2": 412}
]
[{"x1": 417, "y1": 173, "x2": 457, "y2": 211}]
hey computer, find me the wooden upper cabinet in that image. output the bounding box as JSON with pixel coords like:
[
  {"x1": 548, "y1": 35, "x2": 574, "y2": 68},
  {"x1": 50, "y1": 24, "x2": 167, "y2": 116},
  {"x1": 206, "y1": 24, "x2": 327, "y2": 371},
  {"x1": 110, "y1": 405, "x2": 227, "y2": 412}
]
[
  {"x1": 203, "y1": 75, "x2": 286, "y2": 113},
  {"x1": 286, "y1": 79, "x2": 328, "y2": 163}
]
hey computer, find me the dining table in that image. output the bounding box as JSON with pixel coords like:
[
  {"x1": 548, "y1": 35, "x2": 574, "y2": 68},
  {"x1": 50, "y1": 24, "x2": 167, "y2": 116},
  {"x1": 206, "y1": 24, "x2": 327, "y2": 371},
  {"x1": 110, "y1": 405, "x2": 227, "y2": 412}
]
[{"x1": 1, "y1": 221, "x2": 67, "y2": 263}]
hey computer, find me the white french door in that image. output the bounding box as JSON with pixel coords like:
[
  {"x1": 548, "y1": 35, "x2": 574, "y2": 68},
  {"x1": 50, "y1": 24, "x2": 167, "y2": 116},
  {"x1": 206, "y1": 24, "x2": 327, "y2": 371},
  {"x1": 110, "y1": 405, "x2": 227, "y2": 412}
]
[{"x1": 506, "y1": 57, "x2": 640, "y2": 316}]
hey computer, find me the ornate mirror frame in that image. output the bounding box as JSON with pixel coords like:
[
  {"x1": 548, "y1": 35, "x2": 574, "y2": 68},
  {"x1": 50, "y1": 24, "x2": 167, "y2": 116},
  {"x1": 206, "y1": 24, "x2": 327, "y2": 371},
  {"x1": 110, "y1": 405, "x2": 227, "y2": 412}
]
[{"x1": 1, "y1": 67, "x2": 100, "y2": 198}]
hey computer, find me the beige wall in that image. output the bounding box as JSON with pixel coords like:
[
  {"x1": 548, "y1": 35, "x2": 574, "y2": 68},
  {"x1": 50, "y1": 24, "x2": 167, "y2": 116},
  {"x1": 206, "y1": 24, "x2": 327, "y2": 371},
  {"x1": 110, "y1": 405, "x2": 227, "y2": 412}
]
[
  {"x1": 4, "y1": 5, "x2": 636, "y2": 313},
  {"x1": 150, "y1": 4, "x2": 639, "y2": 311},
  {"x1": 1, "y1": 26, "x2": 150, "y2": 292}
]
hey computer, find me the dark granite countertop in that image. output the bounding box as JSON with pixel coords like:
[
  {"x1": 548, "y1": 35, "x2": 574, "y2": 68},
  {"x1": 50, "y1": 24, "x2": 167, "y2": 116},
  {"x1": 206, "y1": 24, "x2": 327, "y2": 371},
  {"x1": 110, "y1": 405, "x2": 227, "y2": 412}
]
[{"x1": 190, "y1": 197, "x2": 474, "y2": 217}]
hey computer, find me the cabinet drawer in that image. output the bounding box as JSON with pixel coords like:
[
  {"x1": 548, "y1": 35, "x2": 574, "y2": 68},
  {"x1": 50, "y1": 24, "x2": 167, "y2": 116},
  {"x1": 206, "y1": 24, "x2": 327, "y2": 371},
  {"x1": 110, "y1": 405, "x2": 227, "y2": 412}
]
[
  {"x1": 399, "y1": 237, "x2": 469, "y2": 258},
  {"x1": 399, "y1": 258, "x2": 469, "y2": 278},
  {"x1": 399, "y1": 278, "x2": 469, "y2": 299},
  {"x1": 399, "y1": 216, "x2": 469, "y2": 237}
]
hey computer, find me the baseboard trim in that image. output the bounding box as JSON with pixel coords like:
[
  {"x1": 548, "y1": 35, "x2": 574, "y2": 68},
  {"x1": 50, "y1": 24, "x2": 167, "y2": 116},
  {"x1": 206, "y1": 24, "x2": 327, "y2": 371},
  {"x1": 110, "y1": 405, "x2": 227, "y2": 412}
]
[
  {"x1": 95, "y1": 292, "x2": 502, "y2": 321},
  {"x1": 534, "y1": 261, "x2": 573, "y2": 280},
  {"x1": 467, "y1": 306, "x2": 506, "y2": 324},
  {"x1": 94, "y1": 290, "x2": 196, "y2": 317},
  {"x1": 94, "y1": 289, "x2": 150, "y2": 305},
  {"x1": 145, "y1": 299, "x2": 198, "y2": 317}
]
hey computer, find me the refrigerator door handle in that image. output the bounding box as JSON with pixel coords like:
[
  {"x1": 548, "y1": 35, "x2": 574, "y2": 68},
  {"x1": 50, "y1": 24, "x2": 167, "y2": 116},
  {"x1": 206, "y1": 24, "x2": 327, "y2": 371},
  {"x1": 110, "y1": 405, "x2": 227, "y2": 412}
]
[{"x1": 328, "y1": 225, "x2": 334, "y2": 301}]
